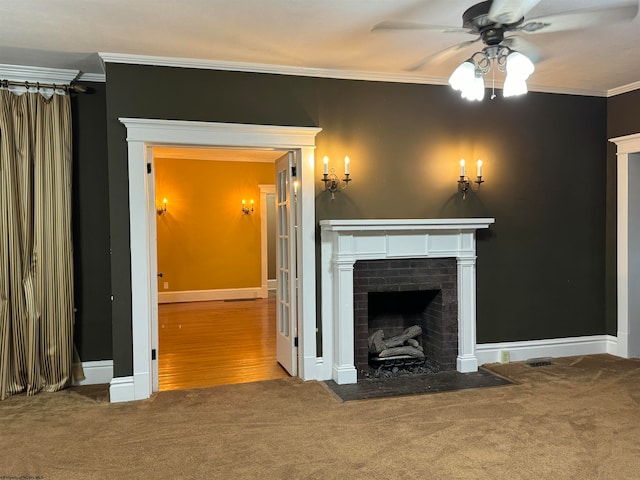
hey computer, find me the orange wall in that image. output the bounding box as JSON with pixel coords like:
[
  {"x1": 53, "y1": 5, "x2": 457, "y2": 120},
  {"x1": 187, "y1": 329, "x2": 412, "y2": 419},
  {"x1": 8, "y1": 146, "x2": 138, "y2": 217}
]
[{"x1": 155, "y1": 156, "x2": 275, "y2": 292}]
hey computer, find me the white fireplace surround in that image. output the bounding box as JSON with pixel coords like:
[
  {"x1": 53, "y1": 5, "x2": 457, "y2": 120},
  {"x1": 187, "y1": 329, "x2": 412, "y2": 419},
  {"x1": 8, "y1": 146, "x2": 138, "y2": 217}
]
[{"x1": 320, "y1": 218, "x2": 495, "y2": 385}]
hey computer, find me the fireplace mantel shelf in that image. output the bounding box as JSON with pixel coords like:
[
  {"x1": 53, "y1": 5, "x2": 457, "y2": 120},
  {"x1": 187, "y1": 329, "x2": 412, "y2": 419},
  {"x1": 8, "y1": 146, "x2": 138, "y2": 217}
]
[
  {"x1": 319, "y1": 218, "x2": 495, "y2": 231},
  {"x1": 320, "y1": 217, "x2": 495, "y2": 385}
]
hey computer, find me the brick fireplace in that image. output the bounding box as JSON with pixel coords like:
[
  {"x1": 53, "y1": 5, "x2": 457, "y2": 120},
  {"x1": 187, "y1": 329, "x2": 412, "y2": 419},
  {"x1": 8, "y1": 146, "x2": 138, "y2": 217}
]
[
  {"x1": 353, "y1": 258, "x2": 458, "y2": 378},
  {"x1": 320, "y1": 218, "x2": 495, "y2": 385}
]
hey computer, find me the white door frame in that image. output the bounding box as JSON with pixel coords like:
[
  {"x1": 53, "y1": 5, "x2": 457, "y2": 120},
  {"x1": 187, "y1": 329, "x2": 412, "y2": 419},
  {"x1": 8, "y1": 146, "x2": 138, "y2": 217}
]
[
  {"x1": 111, "y1": 119, "x2": 321, "y2": 402},
  {"x1": 259, "y1": 184, "x2": 276, "y2": 297},
  {"x1": 610, "y1": 132, "x2": 640, "y2": 359}
]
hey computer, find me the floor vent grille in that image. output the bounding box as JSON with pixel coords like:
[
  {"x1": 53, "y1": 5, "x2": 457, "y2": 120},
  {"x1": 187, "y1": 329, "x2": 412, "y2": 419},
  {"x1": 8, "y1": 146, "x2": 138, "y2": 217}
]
[{"x1": 526, "y1": 359, "x2": 554, "y2": 368}]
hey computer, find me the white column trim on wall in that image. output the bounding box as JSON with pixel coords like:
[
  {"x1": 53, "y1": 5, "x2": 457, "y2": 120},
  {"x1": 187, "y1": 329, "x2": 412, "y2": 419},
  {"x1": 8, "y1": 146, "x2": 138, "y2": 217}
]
[
  {"x1": 609, "y1": 132, "x2": 640, "y2": 358},
  {"x1": 116, "y1": 119, "x2": 321, "y2": 403}
]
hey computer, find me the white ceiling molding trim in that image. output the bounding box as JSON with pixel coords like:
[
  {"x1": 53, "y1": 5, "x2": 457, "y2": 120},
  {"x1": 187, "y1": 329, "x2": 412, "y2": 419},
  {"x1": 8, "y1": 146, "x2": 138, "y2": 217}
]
[
  {"x1": 0, "y1": 64, "x2": 79, "y2": 85},
  {"x1": 98, "y1": 52, "x2": 446, "y2": 86},
  {"x1": 98, "y1": 52, "x2": 610, "y2": 97},
  {"x1": 608, "y1": 81, "x2": 640, "y2": 97},
  {"x1": 525, "y1": 83, "x2": 606, "y2": 97},
  {"x1": 77, "y1": 72, "x2": 106, "y2": 83}
]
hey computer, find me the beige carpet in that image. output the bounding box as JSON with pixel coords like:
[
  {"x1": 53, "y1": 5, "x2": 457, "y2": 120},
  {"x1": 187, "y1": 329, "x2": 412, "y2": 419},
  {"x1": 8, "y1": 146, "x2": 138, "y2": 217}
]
[{"x1": 1, "y1": 354, "x2": 640, "y2": 479}]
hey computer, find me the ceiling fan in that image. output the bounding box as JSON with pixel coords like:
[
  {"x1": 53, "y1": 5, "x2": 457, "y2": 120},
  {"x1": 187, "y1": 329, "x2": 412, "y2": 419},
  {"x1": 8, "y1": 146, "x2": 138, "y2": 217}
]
[{"x1": 372, "y1": 0, "x2": 639, "y2": 100}]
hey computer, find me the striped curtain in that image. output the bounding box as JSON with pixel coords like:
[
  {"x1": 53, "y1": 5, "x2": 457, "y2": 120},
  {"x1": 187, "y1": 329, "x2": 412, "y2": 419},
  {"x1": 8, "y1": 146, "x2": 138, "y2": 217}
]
[{"x1": 0, "y1": 89, "x2": 80, "y2": 400}]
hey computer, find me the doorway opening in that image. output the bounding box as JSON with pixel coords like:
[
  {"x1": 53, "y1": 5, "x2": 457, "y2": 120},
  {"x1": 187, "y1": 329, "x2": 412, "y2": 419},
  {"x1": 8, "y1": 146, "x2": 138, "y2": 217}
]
[
  {"x1": 113, "y1": 119, "x2": 321, "y2": 402},
  {"x1": 152, "y1": 147, "x2": 287, "y2": 391}
]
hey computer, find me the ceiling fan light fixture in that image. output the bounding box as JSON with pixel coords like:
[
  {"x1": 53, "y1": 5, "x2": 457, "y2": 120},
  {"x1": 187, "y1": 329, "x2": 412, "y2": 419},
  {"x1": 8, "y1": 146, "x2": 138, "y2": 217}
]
[
  {"x1": 461, "y1": 71, "x2": 485, "y2": 101},
  {"x1": 503, "y1": 74, "x2": 528, "y2": 97},
  {"x1": 448, "y1": 59, "x2": 475, "y2": 92},
  {"x1": 506, "y1": 51, "x2": 535, "y2": 79}
]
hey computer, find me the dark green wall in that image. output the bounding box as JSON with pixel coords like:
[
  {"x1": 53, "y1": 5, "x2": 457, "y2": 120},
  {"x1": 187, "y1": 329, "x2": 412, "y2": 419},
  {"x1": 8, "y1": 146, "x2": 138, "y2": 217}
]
[
  {"x1": 71, "y1": 82, "x2": 112, "y2": 361},
  {"x1": 606, "y1": 89, "x2": 640, "y2": 335},
  {"x1": 104, "y1": 63, "x2": 607, "y2": 376}
]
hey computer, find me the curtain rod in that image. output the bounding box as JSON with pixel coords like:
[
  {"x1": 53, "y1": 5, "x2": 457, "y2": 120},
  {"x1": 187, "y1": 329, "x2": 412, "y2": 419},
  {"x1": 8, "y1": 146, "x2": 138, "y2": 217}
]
[{"x1": 0, "y1": 79, "x2": 93, "y2": 94}]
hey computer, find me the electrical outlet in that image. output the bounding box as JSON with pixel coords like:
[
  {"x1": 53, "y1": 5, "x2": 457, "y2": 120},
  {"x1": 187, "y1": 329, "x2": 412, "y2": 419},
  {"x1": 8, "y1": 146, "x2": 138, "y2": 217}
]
[
  {"x1": 500, "y1": 350, "x2": 510, "y2": 364},
  {"x1": 163, "y1": 282, "x2": 169, "y2": 290}
]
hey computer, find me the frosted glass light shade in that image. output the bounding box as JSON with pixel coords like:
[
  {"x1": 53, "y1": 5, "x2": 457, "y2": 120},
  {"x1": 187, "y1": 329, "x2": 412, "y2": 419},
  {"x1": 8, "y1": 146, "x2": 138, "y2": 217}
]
[
  {"x1": 503, "y1": 74, "x2": 528, "y2": 97},
  {"x1": 448, "y1": 60, "x2": 475, "y2": 91},
  {"x1": 506, "y1": 51, "x2": 535, "y2": 79},
  {"x1": 461, "y1": 73, "x2": 485, "y2": 101}
]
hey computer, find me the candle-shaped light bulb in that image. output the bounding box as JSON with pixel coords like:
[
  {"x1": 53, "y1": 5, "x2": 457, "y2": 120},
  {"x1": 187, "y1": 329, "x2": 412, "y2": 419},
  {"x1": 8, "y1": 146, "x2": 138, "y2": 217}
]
[
  {"x1": 477, "y1": 159, "x2": 483, "y2": 178},
  {"x1": 459, "y1": 159, "x2": 466, "y2": 177},
  {"x1": 242, "y1": 199, "x2": 246, "y2": 207},
  {"x1": 250, "y1": 199, "x2": 254, "y2": 206},
  {"x1": 344, "y1": 155, "x2": 350, "y2": 175},
  {"x1": 323, "y1": 156, "x2": 329, "y2": 175}
]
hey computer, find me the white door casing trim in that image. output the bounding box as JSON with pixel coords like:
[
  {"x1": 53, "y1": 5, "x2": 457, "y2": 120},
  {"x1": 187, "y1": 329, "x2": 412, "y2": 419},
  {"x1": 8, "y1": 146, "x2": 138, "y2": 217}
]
[
  {"x1": 114, "y1": 118, "x2": 321, "y2": 402},
  {"x1": 610, "y1": 132, "x2": 640, "y2": 358}
]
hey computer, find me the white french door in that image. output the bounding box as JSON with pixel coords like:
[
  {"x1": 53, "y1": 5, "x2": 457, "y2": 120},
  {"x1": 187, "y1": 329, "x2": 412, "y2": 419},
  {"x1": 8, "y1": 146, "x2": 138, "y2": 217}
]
[{"x1": 275, "y1": 151, "x2": 297, "y2": 375}]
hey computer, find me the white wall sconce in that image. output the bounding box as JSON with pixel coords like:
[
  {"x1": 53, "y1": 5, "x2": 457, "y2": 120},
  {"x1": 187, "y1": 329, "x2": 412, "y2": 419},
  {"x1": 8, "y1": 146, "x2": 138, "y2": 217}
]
[
  {"x1": 321, "y1": 155, "x2": 352, "y2": 200},
  {"x1": 157, "y1": 197, "x2": 167, "y2": 215},
  {"x1": 241, "y1": 199, "x2": 254, "y2": 215},
  {"x1": 457, "y1": 159, "x2": 484, "y2": 199}
]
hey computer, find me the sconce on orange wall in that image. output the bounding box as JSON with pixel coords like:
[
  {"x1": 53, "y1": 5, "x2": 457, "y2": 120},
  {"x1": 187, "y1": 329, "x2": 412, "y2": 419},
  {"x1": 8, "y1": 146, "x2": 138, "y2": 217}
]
[
  {"x1": 157, "y1": 197, "x2": 167, "y2": 215},
  {"x1": 241, "y1": 199, "x2": 254, "y2": 215}
]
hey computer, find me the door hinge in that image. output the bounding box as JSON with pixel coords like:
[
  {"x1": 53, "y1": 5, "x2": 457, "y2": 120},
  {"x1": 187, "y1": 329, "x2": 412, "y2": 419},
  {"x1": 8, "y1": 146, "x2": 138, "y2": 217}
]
[
  {"x1": 151, "y1": 348, "x2": 156, "y2": 360},
  {"x1": 147, "y1": 162, "x2": 152, "y2": 174},
  {"x1": 291, "y1": 166, "x2": 296, "y2": 177},
  {"x1": 294, "y1": 337, "x2": 298, "y2": 347}
]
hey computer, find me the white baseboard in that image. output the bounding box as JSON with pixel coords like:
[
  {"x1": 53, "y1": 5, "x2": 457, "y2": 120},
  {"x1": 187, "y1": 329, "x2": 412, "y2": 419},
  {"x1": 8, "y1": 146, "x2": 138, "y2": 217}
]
[
  {"x1": 109, "y1": 376, "x2": 135, "y2": 403},
  {"x1": 268, "y1": 279, "x2": 276, "y2": 289},
  {"x1": 158, "y1": 287, "x2": 263, "y2": 304},
  {"x1": 313, "y1": 334, "x2": 620, "y2": 382},
  {"x1": 74, "y1": 360, "x2": 114, "y2": 386},
  {"x1": 476, "y1": 334, "x2": 619, "y2": 365},
  {"x1": 96, "y1": 334, "x2": 620, "y2": 402}
]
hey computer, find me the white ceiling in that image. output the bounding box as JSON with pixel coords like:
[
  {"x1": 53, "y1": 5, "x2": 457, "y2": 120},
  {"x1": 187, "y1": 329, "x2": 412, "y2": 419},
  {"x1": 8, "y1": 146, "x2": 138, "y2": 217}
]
[{"x1": 1, "y1": 0, "x2": 639, "y2": 95}]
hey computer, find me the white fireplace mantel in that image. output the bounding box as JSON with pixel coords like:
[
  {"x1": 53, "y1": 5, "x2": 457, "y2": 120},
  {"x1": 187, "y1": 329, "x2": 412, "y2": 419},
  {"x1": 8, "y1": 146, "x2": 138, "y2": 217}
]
[{"x1": 319, "y1": 218, "x2": 495, "y2": 384}]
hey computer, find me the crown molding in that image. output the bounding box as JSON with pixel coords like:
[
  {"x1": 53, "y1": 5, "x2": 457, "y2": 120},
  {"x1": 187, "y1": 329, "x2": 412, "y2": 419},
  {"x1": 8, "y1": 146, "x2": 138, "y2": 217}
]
[
  {"x1": 99, "y1": 52, "x2": 610, "y2": 97},
  {"x1": 607, "y1": 80, "x2": 640, "y2": 97},
  {"x1": 78, "y1": 72, "x2": 106, "y2": 83},
  {"x1": 525, "y1": 83, "x2": 606, "y2": 97},
  {"x1": 0, "y1": 64, "x2": 79, "y2": 84},
  {"x1": 99, "y1": 52, "x2": 447, "y2": 86}
]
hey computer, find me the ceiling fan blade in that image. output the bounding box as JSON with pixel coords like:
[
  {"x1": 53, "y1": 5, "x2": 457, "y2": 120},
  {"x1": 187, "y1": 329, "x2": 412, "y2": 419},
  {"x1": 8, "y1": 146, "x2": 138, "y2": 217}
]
[
  {"x1": 488, "y1": 0, "x2": 542, "y2": 24},
  {"x1": 520, "y1": 3, "x2": 639, "y2": 34},
  {"x1": 407, "y1": 38, "x2": 481, "y2": 72},
  {"x1": 501, "y1": 36, "x2": 544, "y2": 63},
  {"x1": 371, "y1": 20, "x2": 469, "y2": 34}
]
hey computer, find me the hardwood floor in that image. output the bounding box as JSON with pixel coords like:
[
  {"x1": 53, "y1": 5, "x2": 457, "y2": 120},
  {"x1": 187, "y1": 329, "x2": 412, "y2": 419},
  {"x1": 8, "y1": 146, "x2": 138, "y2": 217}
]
[{"x1": 158, "y1": 296, "x2": 290, "y2": 391}]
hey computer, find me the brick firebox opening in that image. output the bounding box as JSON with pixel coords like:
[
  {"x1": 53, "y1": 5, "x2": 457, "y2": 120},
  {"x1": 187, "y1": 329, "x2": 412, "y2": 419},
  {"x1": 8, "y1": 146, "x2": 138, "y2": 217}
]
[{"x1": 353, "y1": 258, "x2": 458, "y2": 379}]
